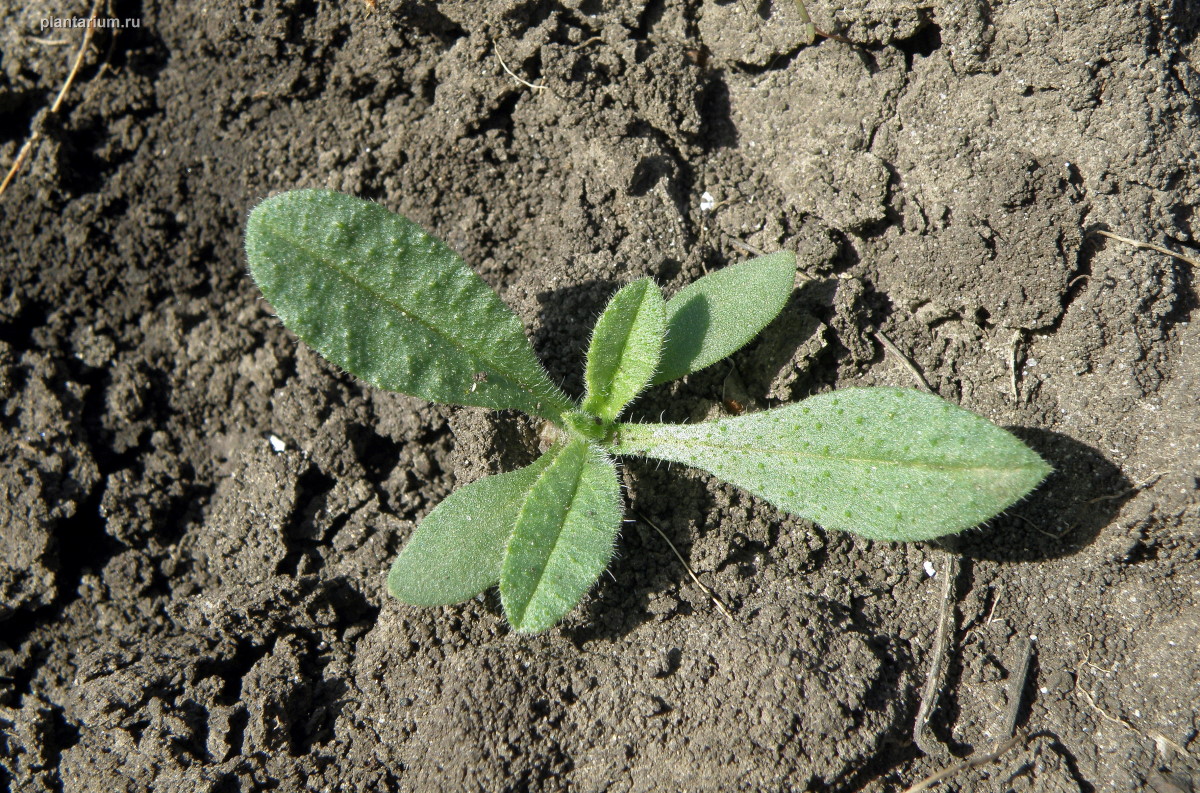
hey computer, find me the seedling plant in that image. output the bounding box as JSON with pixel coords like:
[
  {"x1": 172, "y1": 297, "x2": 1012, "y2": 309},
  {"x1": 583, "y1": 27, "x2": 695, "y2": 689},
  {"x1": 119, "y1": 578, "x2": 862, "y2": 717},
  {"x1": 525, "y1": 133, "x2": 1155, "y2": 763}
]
[{"x1": 245, "y1": 190, "x2": 1050, "y2": 633}]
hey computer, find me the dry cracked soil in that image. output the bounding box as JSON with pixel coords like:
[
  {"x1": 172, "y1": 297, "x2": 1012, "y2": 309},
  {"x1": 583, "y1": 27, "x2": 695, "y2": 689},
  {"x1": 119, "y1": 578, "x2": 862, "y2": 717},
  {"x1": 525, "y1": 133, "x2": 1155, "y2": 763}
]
[{"x1": 1, "y1": 1, "x2": 1198, "y2": 791}]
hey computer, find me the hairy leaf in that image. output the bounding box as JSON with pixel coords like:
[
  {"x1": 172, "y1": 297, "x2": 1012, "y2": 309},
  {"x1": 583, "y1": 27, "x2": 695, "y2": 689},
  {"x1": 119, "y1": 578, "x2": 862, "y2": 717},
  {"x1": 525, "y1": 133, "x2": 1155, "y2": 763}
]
[
  {"x1": 613, "y1": 387, "x2": 1050, "y2": 541},
  {"x1": 582, "y1": 279, "x2": 666, "y2": 420},
  {"x1": 500, "y1": 440, "x2": 623, "y2": 633},
  {"x1": 654, "y1": 251, "x2": 796, "y2": 384},
  {"x1": 387, "y1": 452, "x2": 556, "y2": 606},
  {"x1": 246, "y1": 190, "x2": 574, "y2": 421}
]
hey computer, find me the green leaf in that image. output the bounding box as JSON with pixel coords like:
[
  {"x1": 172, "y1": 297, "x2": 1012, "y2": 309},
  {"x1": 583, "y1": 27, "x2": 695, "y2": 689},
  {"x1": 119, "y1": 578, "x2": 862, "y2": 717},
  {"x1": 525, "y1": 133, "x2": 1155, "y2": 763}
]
[
  {"x1": 654, "y1": 251, "x2": 796, "y2": 385},
  {"x1": 500, "y1": 439, "x2": 623, "y2": 633},
  {"x1": 246, "y1": 190, "x2": 574, "y2": 422},
  {"x1": 613, "y1": 387, "x2": 1051, "y2": 542},
  {"x1": 387, "y1": 452, "x2": 556, "y2": 606},
  {"x1": 582, "y1": 279, "x2": 666, "y2": 420}
]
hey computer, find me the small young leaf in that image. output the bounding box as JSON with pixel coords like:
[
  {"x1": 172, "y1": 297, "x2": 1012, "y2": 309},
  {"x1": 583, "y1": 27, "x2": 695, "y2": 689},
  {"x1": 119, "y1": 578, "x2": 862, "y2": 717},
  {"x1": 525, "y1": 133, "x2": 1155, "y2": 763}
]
[
  {"x1": 654, "y1": 251, "x2": 796, "y2": 384},
  {"x1": 387, "y1": 452, "x2": 556, "y2": 606},
  {"x1": 246, "y1": 190, "x2": 574, "y2": 421},
  {"x1": 613, "y1": 387, "x2": 1050, "y2": 541},
  {"x1": 500, "y1": 439, "x2": 623, "y2": 633},
  {"x1": 582, "y1": 279, "x2": 666, "y2": 420}
]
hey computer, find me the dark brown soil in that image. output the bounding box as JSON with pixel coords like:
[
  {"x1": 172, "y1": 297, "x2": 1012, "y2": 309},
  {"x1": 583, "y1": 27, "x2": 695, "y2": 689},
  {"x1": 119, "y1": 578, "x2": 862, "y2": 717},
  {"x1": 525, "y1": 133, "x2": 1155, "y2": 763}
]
[{"x1": 2, "y1": 1, "x2": 1198, "y2": 791}]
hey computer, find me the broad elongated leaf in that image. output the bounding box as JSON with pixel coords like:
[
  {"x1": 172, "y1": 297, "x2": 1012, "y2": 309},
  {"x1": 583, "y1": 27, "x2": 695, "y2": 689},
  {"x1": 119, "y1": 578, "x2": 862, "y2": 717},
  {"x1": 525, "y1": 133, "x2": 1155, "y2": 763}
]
[
  {"x1": 387, "y1": 452, "x2": 557, "y2": 606},
  {"x1": 246, "y1": 190, "x2": 574, "y2": 421},
  {"x1": 500, "y1": 439, "x2": 623, "y2": 633},
  {"x1": 582, "y1": 279, "x2": 666, "y2": 420},
  {"x1": 613, "y1": 387, "x2": 1051, "y2": 541},
  {"x1": 654, "y1": 251, "x2": 797, "y2": 384}
]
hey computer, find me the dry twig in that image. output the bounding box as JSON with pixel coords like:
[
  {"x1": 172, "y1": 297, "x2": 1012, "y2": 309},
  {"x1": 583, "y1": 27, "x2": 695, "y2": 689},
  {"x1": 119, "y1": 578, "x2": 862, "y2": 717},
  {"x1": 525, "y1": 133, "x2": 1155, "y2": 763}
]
[
  {"x1": 1010, "y1": 511, "x2": 1063, "y2": 541},
  {"x1": 1093, "y1": 229, "x2": 1200, "y2": 269},
  {"x1": 914, "y1": 551, "x2": 960, "y2": 757},
  {"x1": 635, "y1": 511, "x2": 734, "y2": 622},
  {"x1": 984, "y1": 584, "x2": 1004, "y2": 625},
  {"x1": 900, "y1": 731, "x2": 1029, "y2": 793},
  {"x1": 724, "y1": 234, "x2": 767, "y2": 258},
  {"x1": 1085, "y1": 471, "x2": 1163, "y2": 504},
  {"x1": 1008, "y1": 330, "x2": 1023, "y2": 402},
  {"x1": 903, "y1": 635, "x2": 1035, "y2": 792},
  {"x1": 1069, "y1": 634, "x2": 1195, "y2": 760},
  {"x1": 492, "y1": 40, "x2": 546, "y2": 92},
  {"x1": 0, "y1": 0, "x2": 104, "y2": 199},
  {"x1": 1000, "y1": 636, "x2": 1033, "y2": 738},
  {"x1": 875, "y1": 330, "x2": 934, "y2": 393}
]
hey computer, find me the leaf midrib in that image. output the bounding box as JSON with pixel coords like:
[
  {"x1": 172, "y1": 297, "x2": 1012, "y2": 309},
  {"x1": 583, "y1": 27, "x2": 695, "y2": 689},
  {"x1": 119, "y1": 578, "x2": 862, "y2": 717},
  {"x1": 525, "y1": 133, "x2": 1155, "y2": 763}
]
[
  {"x1": 590, "y1": 285, "x2": 649, "y2": 405},
  {"x1": 509, "y1": 444, "x2": 588, "y2": 626},
  {"x1": 618, "y1": 430, "x2": 1044, "y2": 475},
  {"x1": 259, "y1": 219, "x2": 567, "y2": 410}
]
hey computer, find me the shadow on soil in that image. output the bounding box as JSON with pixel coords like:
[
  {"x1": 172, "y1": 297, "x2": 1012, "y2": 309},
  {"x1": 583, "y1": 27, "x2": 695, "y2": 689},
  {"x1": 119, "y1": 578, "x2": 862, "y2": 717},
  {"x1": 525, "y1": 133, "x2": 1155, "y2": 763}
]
[{"x1": 951, "y1": 427, "x2": 1130, "y2": 562}]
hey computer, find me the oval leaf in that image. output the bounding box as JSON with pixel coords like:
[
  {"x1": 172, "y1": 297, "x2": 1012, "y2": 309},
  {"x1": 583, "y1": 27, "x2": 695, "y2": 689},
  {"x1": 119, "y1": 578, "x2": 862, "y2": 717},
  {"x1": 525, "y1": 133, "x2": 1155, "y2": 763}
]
[
  {"x1": 246, "y1": 190, "x2": 574, "y2": 421},
  {"x1": 582, "y1": 279, "x2": 666, "y2": 420},
  {"x1": 654, "y1": 251, "x2": 796, "y2": 384},
  {"x1": 500, "y1": 440, "x2": 623, "y2": 633},
  {"x1": 614, "y1": 387, "x2": 1051, "y2": 541},
  {"x1": 387, "y1": 452, "x2": 557, "y2": 606}
]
